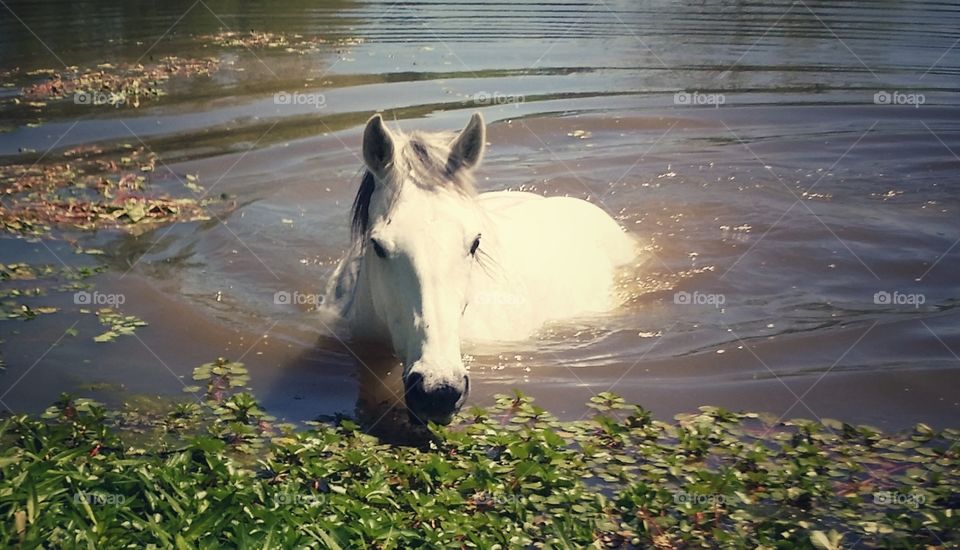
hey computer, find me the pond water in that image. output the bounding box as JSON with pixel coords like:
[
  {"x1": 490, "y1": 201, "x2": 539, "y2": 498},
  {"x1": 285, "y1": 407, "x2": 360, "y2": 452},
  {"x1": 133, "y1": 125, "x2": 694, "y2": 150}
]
[{"x1": 1, "y1": 0, "x2": 959, "y2": 433}]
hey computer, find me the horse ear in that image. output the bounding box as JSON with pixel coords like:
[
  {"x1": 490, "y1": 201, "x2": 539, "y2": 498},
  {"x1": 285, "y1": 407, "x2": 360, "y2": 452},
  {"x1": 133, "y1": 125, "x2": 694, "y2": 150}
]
[
  {"x1": 447, "y1": 112, "x2": 485, "y2": 173},
  {"x1": 363, "y1": 114, "x2": 395, "y2": 176}
]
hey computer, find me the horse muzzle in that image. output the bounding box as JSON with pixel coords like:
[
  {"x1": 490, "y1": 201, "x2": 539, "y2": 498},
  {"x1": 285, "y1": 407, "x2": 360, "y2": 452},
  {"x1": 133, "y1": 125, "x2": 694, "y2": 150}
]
[{"x1": 403, "y1": 370, "x2": 469, "y2": 425}]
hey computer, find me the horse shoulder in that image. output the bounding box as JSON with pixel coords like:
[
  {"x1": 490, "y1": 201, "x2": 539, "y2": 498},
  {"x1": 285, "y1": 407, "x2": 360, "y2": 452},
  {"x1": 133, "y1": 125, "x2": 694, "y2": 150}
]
[
  {"x1": 479, "y1": 191, "x2": 636, "y2": 265},
  {"x1": 537, "y1": 196, "x2": 637, "y2": 265},
  {"x1": 461, "y1": 192, "x2": 637, "y2": 342}
]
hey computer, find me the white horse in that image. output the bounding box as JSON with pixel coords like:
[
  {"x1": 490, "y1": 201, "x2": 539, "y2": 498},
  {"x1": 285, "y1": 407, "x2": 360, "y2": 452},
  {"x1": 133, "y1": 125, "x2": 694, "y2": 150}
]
[{"x1": 325, "y1": 113, "x2": 636, "y2": 424}]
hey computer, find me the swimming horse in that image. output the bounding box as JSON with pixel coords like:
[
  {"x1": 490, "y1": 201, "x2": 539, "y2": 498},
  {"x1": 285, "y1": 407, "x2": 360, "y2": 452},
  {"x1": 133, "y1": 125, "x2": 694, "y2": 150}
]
[{"x1": 326, "y1": 113, "x2": 637, "y2": 424}]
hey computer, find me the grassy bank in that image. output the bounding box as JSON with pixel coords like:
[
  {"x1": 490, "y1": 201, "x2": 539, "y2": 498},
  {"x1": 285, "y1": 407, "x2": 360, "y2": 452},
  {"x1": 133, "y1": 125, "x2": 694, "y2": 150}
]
[{"x1": 1, "y1": 360, "x2": 957, "y2": 549}]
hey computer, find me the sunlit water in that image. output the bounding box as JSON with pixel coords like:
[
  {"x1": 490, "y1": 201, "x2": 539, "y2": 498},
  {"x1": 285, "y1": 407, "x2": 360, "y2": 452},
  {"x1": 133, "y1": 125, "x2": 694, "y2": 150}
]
[{"x1": 1, "y1": 0, "x2": 959, "y2": 432}]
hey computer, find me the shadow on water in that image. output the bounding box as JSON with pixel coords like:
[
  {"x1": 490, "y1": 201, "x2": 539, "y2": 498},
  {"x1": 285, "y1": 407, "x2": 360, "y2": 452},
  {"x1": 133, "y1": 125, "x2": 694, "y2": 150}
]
[{"x1": 267, "y1": 333, "x2": 434, "y2": 446}]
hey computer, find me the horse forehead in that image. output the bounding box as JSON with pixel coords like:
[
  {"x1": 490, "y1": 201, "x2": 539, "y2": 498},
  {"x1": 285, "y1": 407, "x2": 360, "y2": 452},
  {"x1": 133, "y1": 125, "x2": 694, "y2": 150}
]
[
  {"x1": 391, "y1": 188, "x2": 474, "y2": 225},
  {"x1": 388, "y1": 210, "x2": 468, "y2": 244},
  {"x1": 375, "y1": 201, "x2": 471, "y2": 252}
]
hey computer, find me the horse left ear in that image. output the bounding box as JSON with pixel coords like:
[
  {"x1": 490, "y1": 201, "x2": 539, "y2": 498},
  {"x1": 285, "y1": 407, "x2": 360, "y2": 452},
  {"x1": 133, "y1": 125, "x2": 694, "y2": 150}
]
[
  {"x1": 447, "y1": 113, "x2": 485, "y2": 173},
  {"x1": 363, "y1": 114, "x2": 395, "y2": 177}
]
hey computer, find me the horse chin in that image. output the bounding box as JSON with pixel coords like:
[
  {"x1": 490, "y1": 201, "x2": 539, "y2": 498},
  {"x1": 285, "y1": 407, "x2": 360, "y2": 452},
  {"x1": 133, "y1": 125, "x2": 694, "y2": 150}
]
[{"x1": 404, "y1": 382, "x2": 467, "y2": 426}]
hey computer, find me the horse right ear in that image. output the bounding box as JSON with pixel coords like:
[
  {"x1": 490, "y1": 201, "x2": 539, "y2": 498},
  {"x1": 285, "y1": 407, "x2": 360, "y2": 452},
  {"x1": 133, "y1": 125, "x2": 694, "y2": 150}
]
[
  {"x1": 447, "y1": 112, "x2": 485, "y2": 173},
  {"x1": 363, "y1": 114, "x2": 395, "y2": 176}
]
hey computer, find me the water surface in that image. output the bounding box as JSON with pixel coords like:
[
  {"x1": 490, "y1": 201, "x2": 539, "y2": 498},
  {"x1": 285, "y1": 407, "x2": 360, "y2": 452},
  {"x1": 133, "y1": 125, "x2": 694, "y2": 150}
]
[{"x1": 1, "y1": 0, "x2": 959, "y2": 432}]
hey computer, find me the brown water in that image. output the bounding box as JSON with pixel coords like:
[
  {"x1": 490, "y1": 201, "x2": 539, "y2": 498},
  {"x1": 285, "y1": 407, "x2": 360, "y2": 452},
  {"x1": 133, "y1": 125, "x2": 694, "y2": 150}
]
[{"x1": 1, "y1": 0, "x2": 959, "y2": 433}]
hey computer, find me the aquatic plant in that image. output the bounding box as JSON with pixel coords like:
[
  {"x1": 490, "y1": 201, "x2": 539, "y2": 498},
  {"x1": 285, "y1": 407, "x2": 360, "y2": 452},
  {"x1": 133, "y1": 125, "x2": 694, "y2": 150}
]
[
  {"x1": 92, "y1": 308, "x2": 147, "y2": 343},
  {"x1": 202, "y1": 30, "x2": 363, "y2": 55},
  {"x1": 1, "y1": 145, "x2": 229, "y2": 236},
  {"x1": 0, "y1": 263, "x2": 104, "y2": 321},
  {"x1": 0, "y1": 363, "x2": 956, "y2": 549},
  {"x1": 13, "y1": 56, "x2": 220, "y2": 109}
]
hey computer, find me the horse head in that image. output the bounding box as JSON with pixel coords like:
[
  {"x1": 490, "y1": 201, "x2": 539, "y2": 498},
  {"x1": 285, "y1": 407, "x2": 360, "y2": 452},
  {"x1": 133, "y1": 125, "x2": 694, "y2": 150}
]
[{"x1": 352, "y1": 113, "x2": 487, "y2": 424}]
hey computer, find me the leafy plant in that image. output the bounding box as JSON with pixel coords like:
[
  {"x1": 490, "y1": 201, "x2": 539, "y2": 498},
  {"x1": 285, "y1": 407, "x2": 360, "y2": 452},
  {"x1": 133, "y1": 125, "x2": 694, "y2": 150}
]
[
  {"x1": 93, "y1": 308, "x2": 147, "y2": 343},
  {"x1": 0, "y1": 367, "x2": 957, "y2": 549}
]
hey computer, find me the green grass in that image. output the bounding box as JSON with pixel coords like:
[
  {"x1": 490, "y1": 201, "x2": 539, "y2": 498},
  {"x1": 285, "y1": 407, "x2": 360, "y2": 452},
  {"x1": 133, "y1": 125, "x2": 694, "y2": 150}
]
[{"x1": 1, "y1": 360, "x2": 957, "y2": 549}]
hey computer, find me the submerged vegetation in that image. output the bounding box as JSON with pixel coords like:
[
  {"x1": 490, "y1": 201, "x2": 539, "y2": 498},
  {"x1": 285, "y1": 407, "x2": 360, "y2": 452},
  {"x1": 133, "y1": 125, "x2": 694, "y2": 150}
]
[
  {"x1": 201, "y1": 30, "x2": 363, "y2": 55},
  {"x1": 0, "y1": 28, "x2": 360, "y2": 237},
  {"x1": 0, "y1": 144, "x2": 228, "y2": 237},
  {"x1": 0, "y1": 261, "x2": 106, "y2": 322},
  {"x1": 2, "y1": 30, "x2": 362, "y2": 115},
  {"x1": 1, "y1": 359, "x2": 956, "y2": 548},
  {"x1": 14, "y1": 56, "x2": 221, "y2": 110}
]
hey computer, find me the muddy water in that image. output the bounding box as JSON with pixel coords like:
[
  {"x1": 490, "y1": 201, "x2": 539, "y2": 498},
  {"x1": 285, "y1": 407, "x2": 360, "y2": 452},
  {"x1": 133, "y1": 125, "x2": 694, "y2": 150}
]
[{"x1": 1, "y1": 0, "x2": 959, "y2": 432}]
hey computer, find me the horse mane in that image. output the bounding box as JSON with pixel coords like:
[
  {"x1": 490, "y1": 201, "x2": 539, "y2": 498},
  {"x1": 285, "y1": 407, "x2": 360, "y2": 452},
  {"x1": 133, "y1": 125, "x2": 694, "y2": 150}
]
[
  {"x1": 350, "y1": 128, "x2": 477, "y2": 243},
  {"x1": 351, "y1": 170, "x2": 376, "y2": 239}
]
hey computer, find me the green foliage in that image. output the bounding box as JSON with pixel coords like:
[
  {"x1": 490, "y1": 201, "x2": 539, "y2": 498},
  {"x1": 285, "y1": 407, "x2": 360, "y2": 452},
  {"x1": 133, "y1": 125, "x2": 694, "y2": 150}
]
[
  {"x1": 0, "y1": 371, "x2": 957, "y2": 549},
  {"x1": 0, "y1": 262, "x2": 104, "y2": 322},
  {"x1": 93, "y1": 308, "x2": 147, "y2": 343}
]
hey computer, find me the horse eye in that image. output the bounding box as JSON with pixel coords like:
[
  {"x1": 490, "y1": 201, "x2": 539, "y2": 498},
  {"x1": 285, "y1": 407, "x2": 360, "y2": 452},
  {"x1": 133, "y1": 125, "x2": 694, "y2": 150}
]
[
  {"x1": 370, "y1": 238, "x2": 387, "y2": 259},
  {"x1": 469, "y1": 236, "x2": 481, "y2": 256}
]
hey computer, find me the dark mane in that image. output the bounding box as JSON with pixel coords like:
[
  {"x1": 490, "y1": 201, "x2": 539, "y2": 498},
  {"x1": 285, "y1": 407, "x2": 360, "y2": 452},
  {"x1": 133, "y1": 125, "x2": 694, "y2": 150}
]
[{"x1": 351, "y1": 169, "x2": 375, "y2": 240}]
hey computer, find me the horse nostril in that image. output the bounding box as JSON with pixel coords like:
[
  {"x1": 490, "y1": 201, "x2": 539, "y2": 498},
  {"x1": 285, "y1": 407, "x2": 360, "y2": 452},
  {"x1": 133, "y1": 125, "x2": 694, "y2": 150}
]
[
  {"x1": 429, "y1": 384, "x2": 463, "y2": 412},
  {"x1": 405, "y1": 372, "x2": 426, "y2": 397},
  {"x1": 404, "y1": 370, "x2": 465, "y2": 422}
]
